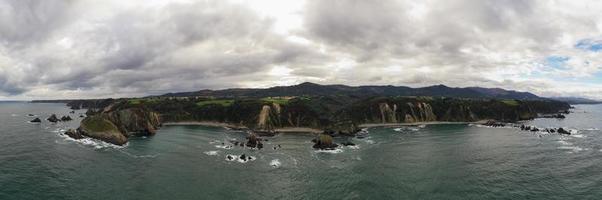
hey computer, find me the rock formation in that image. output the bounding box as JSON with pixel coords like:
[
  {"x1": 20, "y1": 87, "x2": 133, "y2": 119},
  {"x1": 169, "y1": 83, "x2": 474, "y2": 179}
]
[
  {"x1": 312, "y1": 134, "x2": 338, "y2": 150},
  {"x1": 47, "y1": 114, "x2": 60, "y2": 123},
  {"x1": 64, "y1": 129, "x2": 83, "y2": 139},
  {"x1": 75, "y1": 102, "x2": 161, "y2": 145},
  {"x1": 77, "y1": 115, "x2": 127, "y2": 145}
]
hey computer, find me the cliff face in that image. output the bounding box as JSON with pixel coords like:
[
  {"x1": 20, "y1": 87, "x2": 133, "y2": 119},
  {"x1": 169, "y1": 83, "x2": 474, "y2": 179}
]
[{"x1": 344, "y1": 97, "x2": 569, "y2": 124}]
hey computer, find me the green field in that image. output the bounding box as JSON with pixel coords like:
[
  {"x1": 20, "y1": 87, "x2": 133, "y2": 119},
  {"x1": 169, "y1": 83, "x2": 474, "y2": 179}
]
[
  {"x1": 196, "y1": 99, "x2": 234, "y2": 107},
  {"x1": 502, "y1": 100, "x2": 519, "y2": 106},
  {"x1": 261, "y1": 97, "x2": 290, "y2": 105}
]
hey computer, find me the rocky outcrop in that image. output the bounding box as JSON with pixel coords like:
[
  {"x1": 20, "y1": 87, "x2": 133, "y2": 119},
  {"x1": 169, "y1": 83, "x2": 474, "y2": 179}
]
[
  {"x1": 557, "y1": 128, "x2": 570, "y2": 135},
  {"x1": 61, "y1": 116, "x2": 73, "y2": 121},
  {"x1": 47, "y1": 114, "x2": 60, "y2": 123},
  {"x1": 64, "y1": 129, "x2": 83, "y2": 139},
  {"x1": 30, "y1": 118, "x2": 41, "y2": 123},
  {"x1": 104, "y1": 108, "x2": 161, "y2": 137},
  {"x1": 245, "y1": 133, "x2": 264, "y2": 149},
  {"x1": 77, "y1": 115, "x2": 127, "y2": 145},
  {"x1": 76, "y1": 104, "x2": 161, "y2": 145},
  {"x1": 312, "y1": 134, "x2": 338, "y2": 150}
]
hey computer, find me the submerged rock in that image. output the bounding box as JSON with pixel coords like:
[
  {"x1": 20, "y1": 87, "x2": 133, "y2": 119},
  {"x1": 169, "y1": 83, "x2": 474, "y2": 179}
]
[
  {"x1": 27, "y1": 114, "x2": 35, "y2": 117},
  {"x1": 340, "y1": 141, "x2": 356, "y2": 146},
  {"x1": 483, "y1": 120, "x2": 505, "y2": 127},
  {"x1": 312, "y1": 134, "x2": 339, "y2": 150},
  {"x1": 30, "y1": 118, "x2": 41, "y2": 123},
  {"x1": 557, "y1": 128, "x2": 570, "y2": 135},
  {"x1": 47, "y1": 114, "x2": 60, "y2": 123},
  {"x1": 64, "y1": 129, "x2": 83, "y2": 139}
]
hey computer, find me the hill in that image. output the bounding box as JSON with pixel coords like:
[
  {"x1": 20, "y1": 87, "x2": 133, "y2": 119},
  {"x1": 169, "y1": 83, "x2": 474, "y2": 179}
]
[{"x1": 159, "y1": 82, "x2": 546, "y2": 100}]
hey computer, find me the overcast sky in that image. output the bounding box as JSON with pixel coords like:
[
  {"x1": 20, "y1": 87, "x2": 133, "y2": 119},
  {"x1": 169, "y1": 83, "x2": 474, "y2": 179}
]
[{"x1": 1, "y1": 0, "x2": 602, "y2": 100}]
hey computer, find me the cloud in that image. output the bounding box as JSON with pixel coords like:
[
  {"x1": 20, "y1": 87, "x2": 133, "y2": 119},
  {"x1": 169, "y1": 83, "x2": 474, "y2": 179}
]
[{"x1": 1, "y1": 0, "x2": 602, "y2": 100}]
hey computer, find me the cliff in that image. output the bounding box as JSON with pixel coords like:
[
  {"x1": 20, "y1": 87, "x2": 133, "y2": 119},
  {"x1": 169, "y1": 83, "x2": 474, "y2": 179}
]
[{"x1": 73, "y1": 102, "x2": 161, "y2": 145}]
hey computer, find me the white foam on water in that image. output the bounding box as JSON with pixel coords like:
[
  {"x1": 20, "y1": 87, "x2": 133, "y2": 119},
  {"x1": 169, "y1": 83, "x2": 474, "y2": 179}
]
[
  {"x1": 315, "y1": 148, "x2": 344, "y2": 154},
  {"x1": 584, "y1": 128, "x2": 599, "y2": 131},
  {"x1": 119, "y1": 150, "x2": 158, "y2": 158},
  {"x1": 557, "y1": 140, "x2": 572, "y2": 146},
  {"x1": 364, "y1": 139, "x2": 375, "y2": 144},
  {"x1": 557, "y1": 146, "x2": 586, "y2": 152},
  {"x1": 418, "y1": 124, "x2": 426, "y2": 128},
  {"x1": 215, "y1": 144, "x2": 233, "y2": 149},
  {"x1": 60, "y1": 134, "x2": 127, "y2": 149},
  {"x1": 346, "y1": 145, "x2": 360, "y2": 150},
  {"x1": 270, "y1": 159, "x2": 281, "y2": 168},
  {"x1": 51, "y1": 128, "x2": 66, "y2": 133},
  {"x1": 204, "y1": 151, "x2": 219, "y2": 156},
  {"x1": 570, "y1": 134, "x2": 585, "y2": 138}
]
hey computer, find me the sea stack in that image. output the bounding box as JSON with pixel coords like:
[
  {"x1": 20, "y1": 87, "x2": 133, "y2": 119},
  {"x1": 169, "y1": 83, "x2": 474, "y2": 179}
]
[
  {"x1": 312, "y1": 134, "x2": 339, "y2": 150},
  {"x1": 47, "y1": 114, "x2": 60, "y2": 123}
]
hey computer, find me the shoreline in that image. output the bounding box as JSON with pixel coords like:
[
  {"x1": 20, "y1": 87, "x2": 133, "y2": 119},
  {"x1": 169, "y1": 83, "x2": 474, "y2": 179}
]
[
  {"x1": 162, "y1": 121, "x2": 322, "y2": 134},
  {"x1": 358, "y1": 120, "x2": 489, "y2": 128}
]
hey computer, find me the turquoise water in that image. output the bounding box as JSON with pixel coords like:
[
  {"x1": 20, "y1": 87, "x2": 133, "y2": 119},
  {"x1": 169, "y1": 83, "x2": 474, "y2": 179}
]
[{"x1": 1, "y1": 102, "x2": 602, "y2": 199}]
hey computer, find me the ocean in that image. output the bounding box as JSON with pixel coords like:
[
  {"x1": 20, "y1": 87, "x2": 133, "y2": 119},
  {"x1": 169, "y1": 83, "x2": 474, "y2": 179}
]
[{"x1": 1, "y1": 102, "x2": 601, "y2": 199}]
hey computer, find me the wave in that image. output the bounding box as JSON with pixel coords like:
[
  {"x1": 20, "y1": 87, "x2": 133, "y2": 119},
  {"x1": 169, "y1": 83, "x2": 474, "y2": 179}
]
[
  {"x1": 214, "y1": 144, "x2": 233, "y2": 149},
  {"x1": 315, "y1": 148, "x2": 344, "y2": 154},
  {"x1": 557, "y1": 146, "x2": 586, "y2": 152},
  {"x1": 119, "y1": 150, "x2": 158, "y2": 158},
  {"x1": 570, "y1": 134, "x2": 585, "y2": 138},
  {"x1": 59, "y1": 134, "x2": 128, "y2": 149},
  {"x1": 557, "y1": 140, "x2": 572, "y2": 146},
  {"x1": 204, "y1": 150, "x2": 219, "y2": 156}
]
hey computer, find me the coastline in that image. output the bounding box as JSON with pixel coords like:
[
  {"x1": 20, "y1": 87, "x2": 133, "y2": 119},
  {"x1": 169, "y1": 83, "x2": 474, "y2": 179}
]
[
  {"x1": 162, "y1": 121, "x2": 323, "y2": 134},
  {"x1": 358, "y1": 120, "x2": 489, "y2": 128}
]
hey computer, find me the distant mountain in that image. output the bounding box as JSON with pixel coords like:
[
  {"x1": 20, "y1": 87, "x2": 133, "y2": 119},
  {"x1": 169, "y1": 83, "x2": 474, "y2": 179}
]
[
  {"x1": 550, "y1": 97, "x2": 602, "y2": 105},
  {"x1": 159, "y1": 82, "x2": 546, "y2": 100}
]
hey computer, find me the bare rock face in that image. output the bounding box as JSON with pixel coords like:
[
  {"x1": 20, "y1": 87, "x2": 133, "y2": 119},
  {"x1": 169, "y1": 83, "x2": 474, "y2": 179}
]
[
  {"x1": 76, "y1": 105, "x2": 161, "y2": 145},
  {"x1": 104, "y1": 108, "x2": 161, "y2": 137}
]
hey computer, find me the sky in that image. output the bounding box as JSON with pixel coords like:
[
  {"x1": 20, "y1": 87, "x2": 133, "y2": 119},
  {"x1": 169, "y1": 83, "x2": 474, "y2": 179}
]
[{"x1": 1, "y1": 0, "x2": 602, "y2": 100}]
